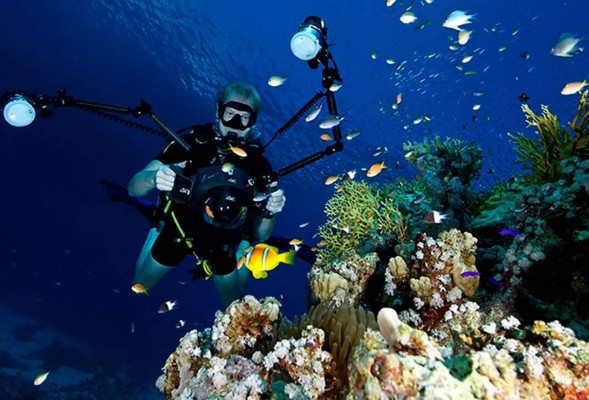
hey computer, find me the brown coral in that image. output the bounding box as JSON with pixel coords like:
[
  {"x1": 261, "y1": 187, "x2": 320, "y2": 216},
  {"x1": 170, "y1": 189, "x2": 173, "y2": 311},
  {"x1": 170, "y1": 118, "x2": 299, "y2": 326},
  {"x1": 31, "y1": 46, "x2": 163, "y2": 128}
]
[{"x1": 213, "y1": 295, "x2": 281, "y2": 357}]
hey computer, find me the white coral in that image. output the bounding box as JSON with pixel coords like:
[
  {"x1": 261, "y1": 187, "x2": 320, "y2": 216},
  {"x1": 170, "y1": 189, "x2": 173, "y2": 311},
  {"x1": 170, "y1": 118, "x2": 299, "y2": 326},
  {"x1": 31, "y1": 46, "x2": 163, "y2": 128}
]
[
  {"x1": 446, "y1": 287, "x2": 463, "y2": 303},
  {"x1": 433, "y1": 262, "x2": 446, "y2": 271},
  {"x1": 384, "y1": 269, "x2": 397, "y2": 296},
  {"x1": 429, "y1": 292, "x2": 444, "y2": 309},
  {"x1": 413, "y1": 297, "x2": 425, "y2": 310},
  {"x1": 500, "y1": 316, "x2": 521, "y2": 330},
  {"x1": 522, "y1": 346, "x2": 544, "y2": 379},
  {"x1": 482, "y1": 322, "x2": 497, "y2": 335}
]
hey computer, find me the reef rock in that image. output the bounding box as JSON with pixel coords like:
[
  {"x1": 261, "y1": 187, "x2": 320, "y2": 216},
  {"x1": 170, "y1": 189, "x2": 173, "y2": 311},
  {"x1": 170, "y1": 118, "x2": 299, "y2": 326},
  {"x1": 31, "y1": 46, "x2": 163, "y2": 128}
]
[
  {"x1": 349, "y1": 309, "x2": 589, "y2": 399},
  {"x1": 308, "y1": 250, "x2": 378, "y2": 307}
]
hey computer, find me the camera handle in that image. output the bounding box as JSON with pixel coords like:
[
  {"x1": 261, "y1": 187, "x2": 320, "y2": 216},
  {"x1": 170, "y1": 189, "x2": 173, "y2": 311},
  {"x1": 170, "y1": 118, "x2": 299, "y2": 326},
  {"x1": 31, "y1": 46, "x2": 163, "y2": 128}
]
[{"x1": 167, "y1": 164, "x2": 194, "y2": 204}]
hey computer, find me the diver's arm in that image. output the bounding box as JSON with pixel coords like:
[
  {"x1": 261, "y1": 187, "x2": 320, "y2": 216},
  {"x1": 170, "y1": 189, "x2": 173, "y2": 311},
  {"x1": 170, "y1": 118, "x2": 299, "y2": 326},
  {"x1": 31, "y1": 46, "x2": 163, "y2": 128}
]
[
  {"x1": 251, "y1": 188, "x2": 285, "y2": 240},
  {"x1": 252, "y1": 216, "x2": 275, "y2": 242},
  {"x1": 128, "y1": 160, "x2": 163, "y2": 197}
]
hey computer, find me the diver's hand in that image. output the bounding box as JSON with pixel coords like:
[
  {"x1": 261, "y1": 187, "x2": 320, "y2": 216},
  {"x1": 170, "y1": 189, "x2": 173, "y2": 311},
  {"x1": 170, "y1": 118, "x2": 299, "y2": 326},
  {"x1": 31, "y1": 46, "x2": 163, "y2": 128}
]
[
  {"x1": 154, "y1": 162, "x2": 186, "y2": 191},
  {"x1": 265, "y1": 189, "x2": 286, "y2": 215}
]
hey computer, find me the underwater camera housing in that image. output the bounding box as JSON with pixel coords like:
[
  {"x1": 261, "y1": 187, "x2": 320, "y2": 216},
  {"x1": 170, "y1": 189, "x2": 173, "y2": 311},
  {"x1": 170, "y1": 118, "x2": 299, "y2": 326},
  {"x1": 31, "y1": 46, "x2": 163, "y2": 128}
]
[{"x1": 168, "y1": 163, "x2": 278, "y2": 228}]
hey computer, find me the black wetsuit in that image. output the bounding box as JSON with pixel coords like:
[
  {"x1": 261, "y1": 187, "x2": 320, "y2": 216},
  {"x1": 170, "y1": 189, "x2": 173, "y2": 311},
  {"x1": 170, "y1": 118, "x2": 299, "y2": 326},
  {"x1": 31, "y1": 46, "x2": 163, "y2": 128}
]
[{"x1": 150, "y1": 123, "x2": 274, "y2": 277}]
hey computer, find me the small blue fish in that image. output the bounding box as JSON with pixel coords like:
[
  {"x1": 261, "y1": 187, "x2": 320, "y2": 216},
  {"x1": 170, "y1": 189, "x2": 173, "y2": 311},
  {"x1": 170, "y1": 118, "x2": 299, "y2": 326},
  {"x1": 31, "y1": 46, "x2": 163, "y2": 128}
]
[
  {"x1": 460, "y1": 271, "x2": 481, "y2": 278},
  {"x1": 499, "y1": 228, "x2": 521, "y2": 237}
]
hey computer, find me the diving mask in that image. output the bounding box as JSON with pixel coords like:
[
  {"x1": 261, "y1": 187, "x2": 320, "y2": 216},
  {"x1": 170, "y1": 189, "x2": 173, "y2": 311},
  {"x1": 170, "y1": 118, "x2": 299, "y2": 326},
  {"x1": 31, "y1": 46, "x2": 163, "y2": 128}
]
[{"x1": 217, "y1": 101, "x2": 257, "y2": 131}]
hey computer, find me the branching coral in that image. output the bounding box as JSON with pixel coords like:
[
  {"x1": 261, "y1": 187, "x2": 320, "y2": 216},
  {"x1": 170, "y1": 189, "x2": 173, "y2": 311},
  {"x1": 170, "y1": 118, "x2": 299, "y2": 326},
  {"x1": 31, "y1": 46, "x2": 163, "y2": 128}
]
[
  {"x1": 509, "y1": 92, "x2": 589, "y2": 183},
  {"x1": 317, "y1": 181, "x2": 408, "y2": 261},
  {"x1": 509, "y1": 104, "x2": 573, "y2": 183},
  {"x1": 318, "y1": 181, "x2": 380, "y2": 258}
]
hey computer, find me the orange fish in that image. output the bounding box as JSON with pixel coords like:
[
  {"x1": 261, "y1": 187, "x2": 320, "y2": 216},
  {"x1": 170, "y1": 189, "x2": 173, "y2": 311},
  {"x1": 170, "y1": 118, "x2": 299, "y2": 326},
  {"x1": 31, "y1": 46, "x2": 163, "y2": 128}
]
[
  {"x1": 561, "y1": 80, "x2": 588, "y2": 95},
  {"x1": 367, "y1": 161, "x2": 386, "y2": 177},
  {"x1": 320, "y1": 133, "x2": 333, "y2": 141},
  {"x1": 229, "y1": 145, "x2": 247, "y2": 158},
  {"x1": 131, "y1": 283, "x2": 149, "y2": 295},
  {"x1": 325, "y1": 175, "x2": 339, "y2": 185},
  {"x1": 205, "y1": 204, "x2": 215, "y2": 219},
  {"x1": 289, "y1": 238, "x2": 304, "y2": 251}
]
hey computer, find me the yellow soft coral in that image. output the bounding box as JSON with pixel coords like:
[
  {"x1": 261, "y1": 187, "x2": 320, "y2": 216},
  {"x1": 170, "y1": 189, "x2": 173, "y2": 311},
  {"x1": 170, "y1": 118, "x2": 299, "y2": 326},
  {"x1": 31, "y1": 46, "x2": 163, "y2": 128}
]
[
  {"x1": 509, "y1": 91, "x2": 589, "y2": 183},
  {"x1": 570, "y1": 90, "x2": 589, "y2": 149}
]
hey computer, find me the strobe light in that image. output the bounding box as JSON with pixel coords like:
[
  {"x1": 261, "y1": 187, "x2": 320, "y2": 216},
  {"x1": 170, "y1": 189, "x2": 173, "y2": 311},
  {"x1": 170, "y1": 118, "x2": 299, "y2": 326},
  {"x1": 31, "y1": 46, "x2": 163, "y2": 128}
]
[
  {"x1": 290, "y1": 16, "x2": 327, "y2": 63},
  {"x1": 2, "y1": 93, "x2": 36, "y2": 127}
]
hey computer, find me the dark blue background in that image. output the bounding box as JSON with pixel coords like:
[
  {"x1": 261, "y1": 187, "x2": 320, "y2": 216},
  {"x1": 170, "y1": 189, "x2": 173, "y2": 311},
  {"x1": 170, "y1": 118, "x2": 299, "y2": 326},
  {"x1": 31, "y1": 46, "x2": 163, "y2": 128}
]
[{"x1": 1, "y1": 0, "x2": 587, "y2": 396}]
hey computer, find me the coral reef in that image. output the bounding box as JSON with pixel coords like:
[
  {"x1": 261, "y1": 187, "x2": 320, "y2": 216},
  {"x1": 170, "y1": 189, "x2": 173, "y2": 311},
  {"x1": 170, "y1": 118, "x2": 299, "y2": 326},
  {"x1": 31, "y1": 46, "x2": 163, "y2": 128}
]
[
  {"x1": 157, "y1": 294, "x2": 589, "y2": 399},
  {"x1": 348, "y1": 308, "x2": 589, "y2": 399},
  {"x1": 467, "y1": 156, "x2": 589, "y2": 329},
  {"x1": 156, "y1": 297, "x2": 378, "y2": 399},
  {"x1": 156, "y1": 295, "x2": 333, "y2": 399},
  {"x1": 158, "y1": 93, "x2": 589, "y2": 399}
]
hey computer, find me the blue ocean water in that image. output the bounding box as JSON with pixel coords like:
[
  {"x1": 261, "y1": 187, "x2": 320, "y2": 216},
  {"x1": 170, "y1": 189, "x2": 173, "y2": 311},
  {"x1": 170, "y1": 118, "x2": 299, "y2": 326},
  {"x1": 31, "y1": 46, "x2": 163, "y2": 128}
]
[{"x1": 0, "y1": 0, "x2": 587, "y2": 398}]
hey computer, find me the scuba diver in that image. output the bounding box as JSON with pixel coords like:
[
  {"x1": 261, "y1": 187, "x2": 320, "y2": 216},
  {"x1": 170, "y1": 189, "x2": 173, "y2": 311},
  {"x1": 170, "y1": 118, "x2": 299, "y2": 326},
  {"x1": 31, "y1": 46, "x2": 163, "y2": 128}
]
[
  {"x1": 127, "y1": 82, "x2": 286, "y2": 306},
  {"x1": 1, "y1": 15, "x2": 342, "y2": 308}
]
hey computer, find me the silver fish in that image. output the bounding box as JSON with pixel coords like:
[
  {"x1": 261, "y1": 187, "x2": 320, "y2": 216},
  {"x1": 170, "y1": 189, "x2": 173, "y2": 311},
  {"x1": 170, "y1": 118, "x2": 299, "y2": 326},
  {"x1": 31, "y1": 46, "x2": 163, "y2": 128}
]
[
  {"x1": 305, "y1": 104, "x2": 323, "y2": 122},
  {"x1": 268, "y1": 75, "x2": 288, "y2": 87},
  {"x1": 372, "y1": 146, "x2": 388, "y2": 157},
  {"x1": 551, "y1": 33, "x2": 583, "y2": 57},
  {"x1": 253, "y1": 193, "x2": 269, "y2": 202},
  {"x1": 346, "y1": 129, "x2": 361, "y2": 140},
  {"x1": 319, "y1": 115, "x2": 344, "y2": 129}
]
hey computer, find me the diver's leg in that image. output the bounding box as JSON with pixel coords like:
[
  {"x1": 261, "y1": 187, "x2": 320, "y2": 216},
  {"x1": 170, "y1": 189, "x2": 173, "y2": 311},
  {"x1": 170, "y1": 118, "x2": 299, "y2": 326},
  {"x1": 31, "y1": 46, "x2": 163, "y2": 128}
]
[
  {"x1": 132, "y1": 227, "x2": 173, "y2": 291},
  {"x1": 212, "y1": 240, "x2": 251, "y2": 307},
  {"x1": 212, "y1": 267, "x2": 250, "y2": 307}
]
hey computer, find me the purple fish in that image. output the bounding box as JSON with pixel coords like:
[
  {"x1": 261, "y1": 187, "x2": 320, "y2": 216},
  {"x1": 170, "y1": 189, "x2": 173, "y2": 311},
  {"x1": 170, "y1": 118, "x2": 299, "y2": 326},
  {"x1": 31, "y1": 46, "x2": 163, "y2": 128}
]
[
  {"x1": 460, "y1": 271, "x2": 481, "y2": 278},
  {"x1": 499, "y1": 228, "x2": 521, "y2": 237},
  {"x1": 486, "y1": 276, "x2": 502, "y2": 288}
]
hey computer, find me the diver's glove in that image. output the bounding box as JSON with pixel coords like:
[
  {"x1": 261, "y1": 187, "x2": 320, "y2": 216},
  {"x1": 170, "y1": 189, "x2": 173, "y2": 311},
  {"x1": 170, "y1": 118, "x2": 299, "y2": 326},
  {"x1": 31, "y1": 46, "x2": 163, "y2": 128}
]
[
  {"x1": 154, "y1": 161, "x2": 186, "y2": 191},
  {"x1": 265, "y1": 189, "x2": 286, "y2": 215}
]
